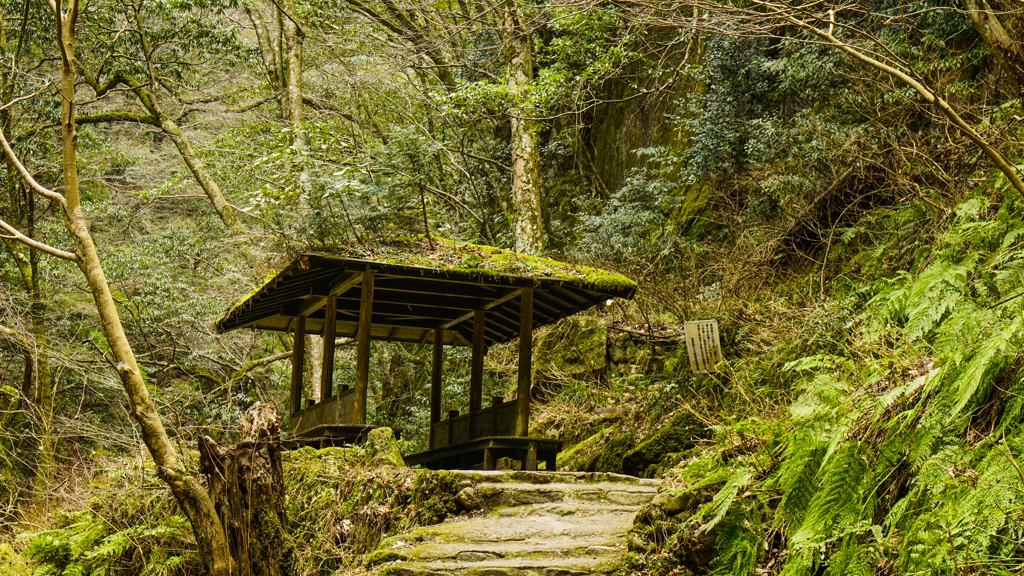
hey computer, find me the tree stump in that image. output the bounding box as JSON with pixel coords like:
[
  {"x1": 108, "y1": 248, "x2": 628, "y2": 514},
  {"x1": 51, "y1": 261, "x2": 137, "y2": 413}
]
[{"x1": 199, "y1": 402, "x2": 292, "y2": 576}]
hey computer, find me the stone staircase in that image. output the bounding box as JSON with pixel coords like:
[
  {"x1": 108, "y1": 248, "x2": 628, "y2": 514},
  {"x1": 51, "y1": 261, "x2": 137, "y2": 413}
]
[{"x1": 369, "y1": 470, "x2": 660, "y2": 576}]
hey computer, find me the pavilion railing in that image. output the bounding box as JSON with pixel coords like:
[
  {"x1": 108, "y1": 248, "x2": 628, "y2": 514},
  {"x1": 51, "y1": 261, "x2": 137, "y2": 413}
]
[
  {"x1": 290, "y1": 387, "x2": 358, "y2": 436},
  {"x1": 429, "y1": 398, "x2": 520, "y2": 450}
]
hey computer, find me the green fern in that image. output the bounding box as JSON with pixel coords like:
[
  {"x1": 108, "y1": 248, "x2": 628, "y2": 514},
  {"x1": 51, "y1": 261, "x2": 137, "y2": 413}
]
[{"x1": 696, "y1": 466, "x2": 752, "y2": 533}]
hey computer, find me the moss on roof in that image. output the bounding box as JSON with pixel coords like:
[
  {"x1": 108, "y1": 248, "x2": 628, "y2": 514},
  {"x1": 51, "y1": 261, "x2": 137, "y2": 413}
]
[
  {"x1": 217, "y1": 237, "x2": 636, "y2": 331},
  {"x1": 308, "y1": 236, "x2": 637, "y2": 292}
]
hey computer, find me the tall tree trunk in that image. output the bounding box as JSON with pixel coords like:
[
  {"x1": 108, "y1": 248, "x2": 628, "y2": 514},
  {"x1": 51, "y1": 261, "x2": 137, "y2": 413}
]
[
  {"x1": 504, "y1": 3, "x2": 544, "y2": 255},
  {"x1": 963, "y1": 0, "x2": 1024, "y2": 93},
  {"x1": 20, "y1": 3, "x2": 238, "y2": 573},
  {"x1": 0, "y1": 23, "x2": 54, "y2": 501},
  {"x1": 246, "y1": 2, "x2": 288, "y2": 114},
  {"x1": 281, "y1": 0, "x2": 309, "y2": 199}
]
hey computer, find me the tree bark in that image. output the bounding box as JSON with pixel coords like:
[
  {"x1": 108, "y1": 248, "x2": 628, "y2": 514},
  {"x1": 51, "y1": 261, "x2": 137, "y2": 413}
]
[
  {"x1": 246, "y1": 2, "x2": 289, "y2": 115},
  {"x1": 504, "y1": 3, "x2": 544, "y2": 255},
  {"x1": 0, "y1": 8, "x2": 54, "y2": 501},
  {"x1": 199, "y1": 403, "x2": 292, "y2": 576},
  {"x1": 281, "y1": 0, "x2": 309, "y2": 199},
  {"x1": 10, "y1": 3, "x2": 238, "y2": 573},
  {"x1": 963, "y1": 0, "x2": 1024, "y2": 93}
]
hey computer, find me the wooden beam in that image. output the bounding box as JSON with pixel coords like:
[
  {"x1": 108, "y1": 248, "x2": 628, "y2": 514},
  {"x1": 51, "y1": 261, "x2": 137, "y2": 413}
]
[
  {"x1": 443, "y1": 289, "x2": 522, "y2": 329},
  {"x1": 319, "y1": 296, "x2": 338, "y2": 399},
  {"x1": 297, "y1": 272, "x2": 362, "y2": 318},
  {"x1": 337, "y1": 290, "x2": 486, "y2": 311},
  {"x1": 516, "y1": 288, "x2": 534, "y2": 437},
  {"x1": 290, "y1": 316, "x2": 306, "y2": 415},
  {"x1": 430, "y1": 328, "x2": 444, "y2": 448},
  {"x1": 353, "y1": 270, "x2": 374, "y2": 425},
  {"x1": 469, "y1": 309, "x2": 486, "y2": 435},
  {"x1": 373, "y1": 276, "x2": 512, "y2": 295}
]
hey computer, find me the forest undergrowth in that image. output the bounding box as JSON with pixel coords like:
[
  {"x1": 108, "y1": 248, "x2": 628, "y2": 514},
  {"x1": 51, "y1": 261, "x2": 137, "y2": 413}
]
[
  {"x1": 0, "y1": 444, "x2": 462, "y2": 576},
  {"x1": 623, "y1": 171, "x2": 1024, "y2": 575}
]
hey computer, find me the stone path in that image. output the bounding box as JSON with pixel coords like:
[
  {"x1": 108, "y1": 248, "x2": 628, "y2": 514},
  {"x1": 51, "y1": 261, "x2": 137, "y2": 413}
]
[{"x1": 369, "y1": 470, "x2": 659, "y2": 576}]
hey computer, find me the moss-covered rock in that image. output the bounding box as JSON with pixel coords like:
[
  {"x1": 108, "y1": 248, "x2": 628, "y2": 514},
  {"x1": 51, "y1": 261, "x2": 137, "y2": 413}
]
[
  {"x1": 585, "y1": 432, "x2": 635, "y2": 474},
  {"x1": 366, "y1": 427, "x2": 406, "y2": 467},
  {"x1": 412, "y1": 470, "x2": 460, "y2": 525},
  {"x1": 622, "y1": 411, "x2": 708, "y2": 478},
  {"x1": 363, "y1": 548, "x2": 410, "y2": 568}
]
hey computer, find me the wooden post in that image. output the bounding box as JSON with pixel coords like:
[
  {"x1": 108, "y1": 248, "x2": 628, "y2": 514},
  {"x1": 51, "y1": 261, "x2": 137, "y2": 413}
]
[
  {"x1": 491, "y1": 396, "x2": 502, "y2": 436},
  {"x1": 320, "y1": 296, "x2": 338, "y2": 399},
  {"x1": 353, "y1": 270, "x2": 374, "y2": 425},
  {"x1": 448, "y1": 409, "x2": 458, "y2": 446},
  {"x1": 290, "y1": 316, "x2": 306, "y2": 415},
  {"x1": 525, "y1": 445, "x2": 538, "y2": 471},
  {"x1": 516, "y1": 288, "x2": 533, "y2": 437},
  {"x1": 430, "y1": 327, "x2": 444, "y2": 449},
  {"x1": 468, "y1": 309, "x2": 485, "y2": 437}
]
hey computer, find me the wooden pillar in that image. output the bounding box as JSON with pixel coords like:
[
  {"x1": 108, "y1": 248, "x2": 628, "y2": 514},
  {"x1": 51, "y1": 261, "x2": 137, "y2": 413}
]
[
  {"x1": 353, "y1": 270, "x2": 374, "y2": 425},
  {"x1": 525, "y1": 445, "x2": 538, "y2": 471},
  {"x1": 515, "y1": 288, "x2": 533, "y2": 437},
  {"x1": 468, "y1": 309, "x2": 485, "y2": 437},
  {"x1": 290, "y1": 316, "x2": 306, "y2": 414},
  {"x1": 448, "y1": 409, "x2": 458, "y2": 446},
  {"x1": 491, "y1": 396, "x2": 502, "y2": 436},
  {"x1": 429, "y1": 327, "x2": 444, "y2": 448},
  {"x1": 320, "y1": 295, "x2": 338, "y2": 399}
]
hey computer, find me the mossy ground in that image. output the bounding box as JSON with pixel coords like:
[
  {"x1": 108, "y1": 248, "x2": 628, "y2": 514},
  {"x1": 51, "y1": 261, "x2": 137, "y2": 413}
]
[{"x1": 3, "y1": 431, "x2": 462, "y2": 576}]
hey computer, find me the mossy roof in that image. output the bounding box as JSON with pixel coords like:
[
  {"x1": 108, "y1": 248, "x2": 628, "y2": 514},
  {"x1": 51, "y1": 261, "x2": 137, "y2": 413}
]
[{"x1": 216, "y1": 237, "x2": 636, "y2": 346}]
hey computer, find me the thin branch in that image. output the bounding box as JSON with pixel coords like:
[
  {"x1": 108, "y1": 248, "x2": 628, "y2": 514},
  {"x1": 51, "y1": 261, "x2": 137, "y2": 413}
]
[
  {"x1": 0, "y1": 125, "x2": 66, "y2": 207},
  {"x1": 0, "y1": 219, "x2": 77, "y2": 261}
]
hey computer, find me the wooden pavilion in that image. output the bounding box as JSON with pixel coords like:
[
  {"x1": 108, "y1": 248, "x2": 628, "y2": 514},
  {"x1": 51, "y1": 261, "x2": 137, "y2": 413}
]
[{"x1": 215, "y1": 239, "x2": 636, "y2": 470}]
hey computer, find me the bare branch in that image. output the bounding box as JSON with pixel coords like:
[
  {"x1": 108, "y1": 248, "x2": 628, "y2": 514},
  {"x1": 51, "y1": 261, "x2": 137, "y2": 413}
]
[
  {"x1": 0, "y1": 219, "x2": 77, "y2": 261},
  {"x1": 0, "y1": 124, "x2": 66, "y2": 208}
]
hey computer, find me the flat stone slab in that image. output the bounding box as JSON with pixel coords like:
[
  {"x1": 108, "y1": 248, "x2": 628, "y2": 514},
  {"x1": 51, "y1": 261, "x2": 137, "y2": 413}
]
[
  {"x1": 402, "y1": 554, "x2": 621, "y2": 574},
  {"x1": 372, "y1": 473, "x2": 655, "y2": 575}
]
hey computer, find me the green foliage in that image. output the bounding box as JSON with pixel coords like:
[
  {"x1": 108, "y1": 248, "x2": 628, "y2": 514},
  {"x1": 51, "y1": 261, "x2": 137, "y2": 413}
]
[
  {"x1": 19, "y1": 481, "x2": 196, "y2": 576},
  {"x1": 653, "y1": 193, "x2": 1024, "y2": 575},
  {"x1": 283, "y1": 448, "x2": 459, "y2": 573}
]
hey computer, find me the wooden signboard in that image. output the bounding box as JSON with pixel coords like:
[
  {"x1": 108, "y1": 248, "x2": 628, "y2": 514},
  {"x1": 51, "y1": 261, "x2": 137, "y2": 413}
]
[{"x1": 685, "y1": 319, "x2": 722, "y2": 373}]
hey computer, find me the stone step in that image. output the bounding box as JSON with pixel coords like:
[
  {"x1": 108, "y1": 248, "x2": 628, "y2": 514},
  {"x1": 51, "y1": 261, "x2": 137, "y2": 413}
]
[
  {"x1": 369, "y1": 471, "x2": 658, "y2": 576},
  {"x1": 383, "y1": 554, "x2": 622, "y2": 576},
  {"x1": 407, "y1": 511, "x2": 634, "y2": 546},
  {"x1": 467, "y1": 481, "x2": 658, "y2": 509},
  {"x1": 491, "y1": 502, "x2": 640, "y2": 518},
  {"x1": 396, "y1": 534, "x2": 626, "y2": 563},
  {"x1": 449, "y1": 470, "x2": 661, "y2": 488}
]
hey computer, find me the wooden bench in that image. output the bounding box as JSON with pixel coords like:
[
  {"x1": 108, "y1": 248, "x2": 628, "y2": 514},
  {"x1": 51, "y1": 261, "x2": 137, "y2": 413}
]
[{"x1": 405, "y1": 436, "x2": 562, "y2": 471}]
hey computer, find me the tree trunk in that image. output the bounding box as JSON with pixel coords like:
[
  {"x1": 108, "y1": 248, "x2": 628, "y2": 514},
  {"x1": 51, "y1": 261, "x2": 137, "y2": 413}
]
[
  {"x1": 246, "y1": 1, "x2": 289, "y2": 114},
  {"x1": 130, "y1": 83, "x2": 245, "y2": 235},
  {"x1": 963, "y1": 0, "x2": 1024, "y2": 93},
  {"x1": 199, "y1": 403, "x2": 292, "y2": 576},
  {"x1": 281, "y1": 0, "x2": 309, "y2": 199},
  {"x1": 504, "y1": 3, "x2": 544, "y2": 255},
  {"x1": 39, "y1": 5, "x2": 237, "y2": 574},
  {"x1": 0, "y1": 30, "x2": 54, "y2": 501}
]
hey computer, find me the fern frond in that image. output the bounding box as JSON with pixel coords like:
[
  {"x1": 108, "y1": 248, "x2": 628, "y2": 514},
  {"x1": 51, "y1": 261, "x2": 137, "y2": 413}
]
[{"x1": 697, "y1": 467, "x2": 752, "y2": 533}]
